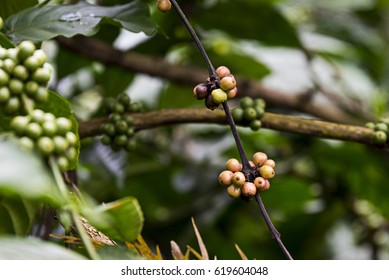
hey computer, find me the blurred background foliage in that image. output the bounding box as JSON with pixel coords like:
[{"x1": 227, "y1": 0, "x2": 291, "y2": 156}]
[{"x1": 3, "y1": 0, "x2": 389, "y2": 259}]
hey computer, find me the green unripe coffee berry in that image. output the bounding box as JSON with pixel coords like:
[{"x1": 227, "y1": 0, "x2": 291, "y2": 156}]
[
  {"x1": 32, "y1": 67, "x2": 51, "y2": 85},
  {"x1": 250, "y1": 120, "x2": 262, "y2": 131},
  {"x1": 113, "y1": 135, "x2": 128, "y2": 147},
  {"x1": 17, "y1": 41, "x2": 36, "y2": 61},
  {"x1": 219, "y1": 170, "x2": 234, "y2": 187},
  {"x1": 126, "y1": 127, "x2": 135, "y2": 137},
  {"x1": 243, "y1": 107, "x2": 257, "y2": 121},
  {"x1": 123, "y1": 115, "x2": 134, "y2": 125},
  {"x1": 43, "y1": 112, "x2": 56, "y2": 123},
  {"x1": 254, "y1": 98, "x2": 266, "y2": 108},
  {"x1": 25, "y1": 122, "x2": 43, "y2": 139},
  {"x1": 6, "y1": 48, "x2": 18, "y2": 61},
  {"x1": 36, "y1": 136, "x2": 55, "y2": 155},
  {"x1": 128, "y1": 101, "x2": 143, "y2": 113},
  {"x1": 34, "y1": 87, "x2": 49, "y2": 103},
  {"x1": 253, "y1": 105, "x2": 265, "y2": 118},
  {"x1": 227, "y1": 185, "x2": 241, "y2": 198},
  {"x1": 0, "y1": 87, "x2": 10, "y2": 103},
  {"x1": 259, "y1": 165, "x2": 275, "y2": 179},
  {"x1": 108, "y1": 113, "x2": 121, "y2": 123},
  {"x1": 101, "y1": 123, "x2": 116, "y2": 136},
  {"x1": 24, "y1": 81, "x2": 39, "y2": 96},
  {"x1": 365, "y1": 122, "x2": 375, "y2": 130},
  {"x1": 53, "y1": 136, "x2": 70, "y2": 154},
  {"x1": 211, "y1": 88, "x2": 228, "y2": 104},
  {"x1": 0, "y1": 17, "x2": 3, "y2": 30},
  {"x1": 56, "y1": 117, "x2": 72, "y2": 135},
  {"x1": 240, "y1": 96, "x2": 254, "y2": 109},
  {"x1": 373, "y1": 131, "x2": 387, "y2": 145},
  {"x1": 24, "y1": 56, "x2": 41, "y2": 71},
  {"x1": 241, "y1": 182, "x2": 257, "y2": 198},
  {"x1": 66, "y1": 132, "x2": 78, "y2": 146},
  {"x1": 2, "y1": 59, "x2": 16, "y2": 73},
  {"x1": 42, "y1": 121, "x2": 57, "y2": 137},
  {"x1": 115, "y1": 120, "x2": 128, "y2": 134},
  {"x1": 101, "y1": 134, "x2": 112, "y2": 145},
  {"x1": 375, "y1": 122, "x2": 388, "y2": 132},
  {"x1": 30, "y1": 109, "x2": 46, "y2": 124},
  {"x1": 112, "y1": 103, "x2": 125, "y2": 114},
  {"x1": 232, "y1": 171, "x2": 246, "y2": 188},
  {"x1": 12, "y1": 65, "x2": 29, "y2": 81},
  {"x1": 9, "y1": 79, "x2": 24, "y2": 95},
  {"x1": 11, "y1": 116, "x2": 30, "y2": 135},
  {"x1": 18, "y1": 136, "x2": 35, "y2": 152},
  {"x1": 65, "y1": 147, "x2": 77, "y2": 162},
  {"x1": 219, "y1": 75, "x2": 236, "y2": 92},
  {"x1": 0, "y1": 69, "x2": 9, "y2": 86},
  {"x1": 57, "y1": 156, "x2": 70, "y2": 171},
  {"x1": 3, "y1": 97, "x2": 20, "y2": 115},
  {"x1": 33, "y1": 50, "x2": 47, "y2": 66},
  {"x1": 117, "y1": 93, "x2": 130, "y2": 106},
  {"x1": 125, "y1": 138, "x2": 136, "y2": 151},
  {"x1": 231, "y1": 107, "x2": 244, "y2": 123}
]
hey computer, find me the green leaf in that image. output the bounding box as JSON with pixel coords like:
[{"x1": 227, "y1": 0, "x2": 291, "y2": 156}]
[
  {"x1": 85, "y1": 196, "x2": 144, "y2": 242},
  {"x1": 97, "y1": 245, "x2": 144, "y2": 260},
  {"x1": 0, "y1": 237, "x2": 87, "y2": 259},
  {"x1": 0, "y1": 0, "x2": 37, "y2": 20},
  {"x1": 0, "y1": 197, "x2": 39, "y2": 235},
  {"x1": 4, "y1": 1, "x2": 156, "y2": 44},
  {"x1": 0, "y1": 32, "x2": 15, "y2": 48},
  {"x1": 194, "y1": 0, "x2": 302, "y2": 48},
  {"x1": 0, "y1": 141, "x2": 60, "y2": 203}
]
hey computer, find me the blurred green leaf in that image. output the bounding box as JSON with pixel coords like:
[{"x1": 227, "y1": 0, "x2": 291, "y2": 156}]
[
  {"x1": 4, "y1": 1, "x2": 156, "y2": 43},
  {"x1": 0, "y1": 0, "x2": 36, "y2": 19},
  {"x1": 97, "y1": 245, "x2": 144, "y2": 260},
  {"x1": 0, "y1": 237, "x2": 87, "y2": 259},
  {"x1": 0, "y1": 32, "x2": 15, "y2": 48}
]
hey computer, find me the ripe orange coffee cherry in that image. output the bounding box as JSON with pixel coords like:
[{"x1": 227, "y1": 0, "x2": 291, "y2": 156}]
[
  {"x1": 220, "y1": 74, "x2": 236, "y2": 92},
  {"x1": 227, "y1": 185, "x2": 241, "y2": 198},
  {"x1": 226, "y1": 158, "x2": 242, "y2": 172},
  {"x1": 215, "y1": 66, "x2": 231, "y2": 79},
  {"x1": 241, "y1": 182, "x2": 257, "y2": 197},
  {"x1": 253, "y1": 152, "x2": 268, "y2": 167},
  {"x1": 157, "y1": 0, "x2": 171, "y2": 13},
  {"x1": 219, "y1": 170, "x2": 234, "y2": 187}
]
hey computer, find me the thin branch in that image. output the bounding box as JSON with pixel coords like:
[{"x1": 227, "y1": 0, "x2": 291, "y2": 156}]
[
  {"x1": 78, "y1": 108, "x2": 377, "y2": 146},
  {"x1": 56, "y1": 36, "x2": 358, "y2": 124}
]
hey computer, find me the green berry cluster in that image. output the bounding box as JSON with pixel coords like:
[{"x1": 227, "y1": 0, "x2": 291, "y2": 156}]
[
  {"x1": 231, "y1": 96, "x2": 265, "y2": 131},
  {"x1": 365, "y1": 120, "x2": 389, "y2": 145},
  {"x1": 0, "y1": 41, "x2": 51, "y2": 115},
  {"x1": 10, "y1": 109, "x2": 77, "y2": 171},
  {"x1": 193, "y1": 66, "x2": 238, "y2": 110},
  {"x1": 219, "y1": 152, "x2": 275, "y2": 199},
  {"x1": 100, "y1": 93, "x2": 142, "y2": 151}
]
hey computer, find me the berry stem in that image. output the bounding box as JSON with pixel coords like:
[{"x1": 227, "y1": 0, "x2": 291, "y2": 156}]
[
  {"x1": 170, "y1": 0, "x2": 217, "y2": 78},
  {"x1": 255, "y1": 193, "x2": 293, "y2": 260}
]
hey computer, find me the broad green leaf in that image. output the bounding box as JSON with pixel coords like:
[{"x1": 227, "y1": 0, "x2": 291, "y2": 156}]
[
  {"x1": 0, "y1": 0, "x2": 37, "y2": 19},
  {"x1": 97, "y1": 245, "x2": 144, "y2": 260},
  {"x1": 0, "y1": 141, "x2": 60, "y2": 203},
  {"x1": 0, "y1": 197, "x2": 39, "y2": 235},
  {"x1": 194, "y1": 0, "x2": 302, "y2": 48},
  {"x1": 0, "y1": 32, "x2": 15, "y2": 48},
  {"x1": 4, "y1": 1, "x2": 156, "y2": 44},
  {"x1": 84, "y1": 196, "x2": 144, "y2": 242},
  {"x1": 0, "y1": 237, "x2": 87, "y2": 259}
]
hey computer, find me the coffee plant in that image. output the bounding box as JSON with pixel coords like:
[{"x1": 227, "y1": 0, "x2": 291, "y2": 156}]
[{"x1": 1, "y1": 0, "x2": 389, "y2": 260}]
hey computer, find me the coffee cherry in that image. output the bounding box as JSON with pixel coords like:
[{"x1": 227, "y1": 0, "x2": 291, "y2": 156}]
[
  {"x1": 57, "y1": 156, "x2": 69, "y2": 171},
  {"x1": 215, "y1": 66, "x2": 231, "y2": 79},
  {"x1": 30, "y1": 109, "x2": 45, "y2": 124},
  {"x1": 24, "y1": 81, "x2": 39, "y2": 96},
  {"x1": 115, "y1": 120, "x2": 128, "y2": 134},
  {"x1": 193, "y1": 83, "x2": 209, "y2": 100},
  {"x1": 32, "y1": 67, "x2": 51, "y2": 85},
  {"x1": 36, "y1": 136, "x2": 55, "y2": 155},
  {"x1": 113, "y1": 135, "x2": 128, "y2": 147},
  {"x1": 375, "y1": 122, "x2": 388, "y2": 132},
  {"x1": 25, "y1": 122, "x2": 43, "y2": 139},
  {"x1": 253, "y1": 105, "x2": 265, "y2": 118},
  {"x1": 219, "y1": 170, "x2": 234, "y2": 187},
  {"x1": 18, "y1": 136, "x2": 34, "y2": 152},
  {"x1": 253, "y1": 152, "x2": 268, "y2": 167},
  {"x1": 33, "y1": 50, "x2": 47, "y2": 66},
  {"x1": 259, "y1": 165, "x2": 275, "y2": 179},
  {"x1": 108, "y1": 113, "x2": 121, "y2": 123},
  {"x1": 231, "y1": 107, "x2": 244, "y2": 123},
  {"x1": 6, "y1": 49, "x2": 18, "y2": 61},
  {"x1": 56, "y1": 117, "x2": 72, "y2": 135},
  {"x1": 101, "y1": 123, "x2": 116, "y2": 136},
  {"x1": 0, "y1": 87, "x2": 10, "y2": 103},
  {"x1": 9, "y1": 79, "x2": 24, "y2": 95},
  {"x1": 240, "y1": 97, "x2": 254, "y2": 109},
  {"x1": 128, "y1": 101, "x2": 143, "y2": 112},
  {"x1": 232, "y1": 171, "x2": 246, "y2": 188},
  {"x1": 53, "y1": 136, "x2": 70, "y2": 154},
  {"x1": 227, "y1": 185, "x2": 241, "y2": 198},
  {"x1": 264, "y1": 159, "x2": 276, "y2": 168},
  {"x1": 211, "y1": 88, "x2": 228, "y2": 104},
  {"x1": 126, "y1": 127, "x2": 135, "y2": 137},
  {"x1": 250, "y1": 120, "x2": 262, "y2": 131},
  {"x1": 42, "y1": 121, "x2": 57, "y2": 137},
  {"x1": 365, "y1": 122, "x2": 375, "y2": 129},
  {"x1": 241, "y1": 182, "x2": 257, "y2": 198},
  {"x1": 0, "y1": 69, "x2": 10, "y2": 86},
  {"x1": 226, "y1": 87, "x2": 238, "y2": 99},
  {"x1": 157, "y1": 0, "x2": 171, "y2": 13},
  {"x1": 254, "y1": 177, "x2": 267, "y2": 190},
  {"x1": 125, "y1": 138, "x2": 137, "y2": 151},
  {"x1": 24, "y1": 56, "x2": 41, "y2": 71},
  {"x1": 12, "y1": 65, "x2": 29, "y2": 81},
  {"x1": 65, "y1": 147, "x2": 77, "y2": 162},
  {"x1": 226, "y1": 158, "x2": 242, "y2": 172},
  {"x1": 243, "y1": 107, "x2": 257, "y2": 121},
  {"x1": 101, "y1": 135, "x2": 112, "y2": 145},
  {"x1": 3, "y1": 97, "x2": 20, "y2": 115},
  {"x1": 43, "y1": 112, "x2": 56, "y2": 123},
  {"x1": 254, "y1": 98, "x2": 266, "y2": 108},
  {"x1": 17, "y1": 41, "x2": 36, "y2": 61},
  {"x1": 205, "y1": 94, "x2": 219, "y2": 110},
  {"x1": 220, "y1": 75, "x2": 236, "y2": 92},
  {"x1": 11, "y1": 116, "x2": 30, "y2": 135},
  {"x1": 373, "y1": 131, "x2": 387, "y2": 144},
  {"x1": 66, "y1": 132, "x2": 78, "y2": 146},
  {"x1": 117, "y1": 93, "x2": 130, "y2": 106},
  {"x1": 34, "y1": 87, "x2": 49, "y2": 103},
  {"x1": 123, "y1": 115, "x2": 134, "y2": 125}
]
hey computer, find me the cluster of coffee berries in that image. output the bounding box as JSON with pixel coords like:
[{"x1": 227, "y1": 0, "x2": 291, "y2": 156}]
[
  {"x1": 0, "y1": 41, "x2": 51, "y2": 115},
  {"x1": 219, "y1": 152, "x2": 275, "y2": 199},
  {"x1": 157, "y1": 0, "x2": 171, "y2": 13},
  {"x1": 231, "y1": 97, "x2": 265, "y2": 131},
  {"x1": 100, "y1": 93, "x2": 142, "y2": 151},
  {"x1": 193, "y1": 66, "x2": 238, "y2": 110},
  {"x1": 10, "y1": 109, "x2": 77, "y2": 171},
  {"x1": 365, "y1": 120, "x2": 389, "y2": 145}
]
